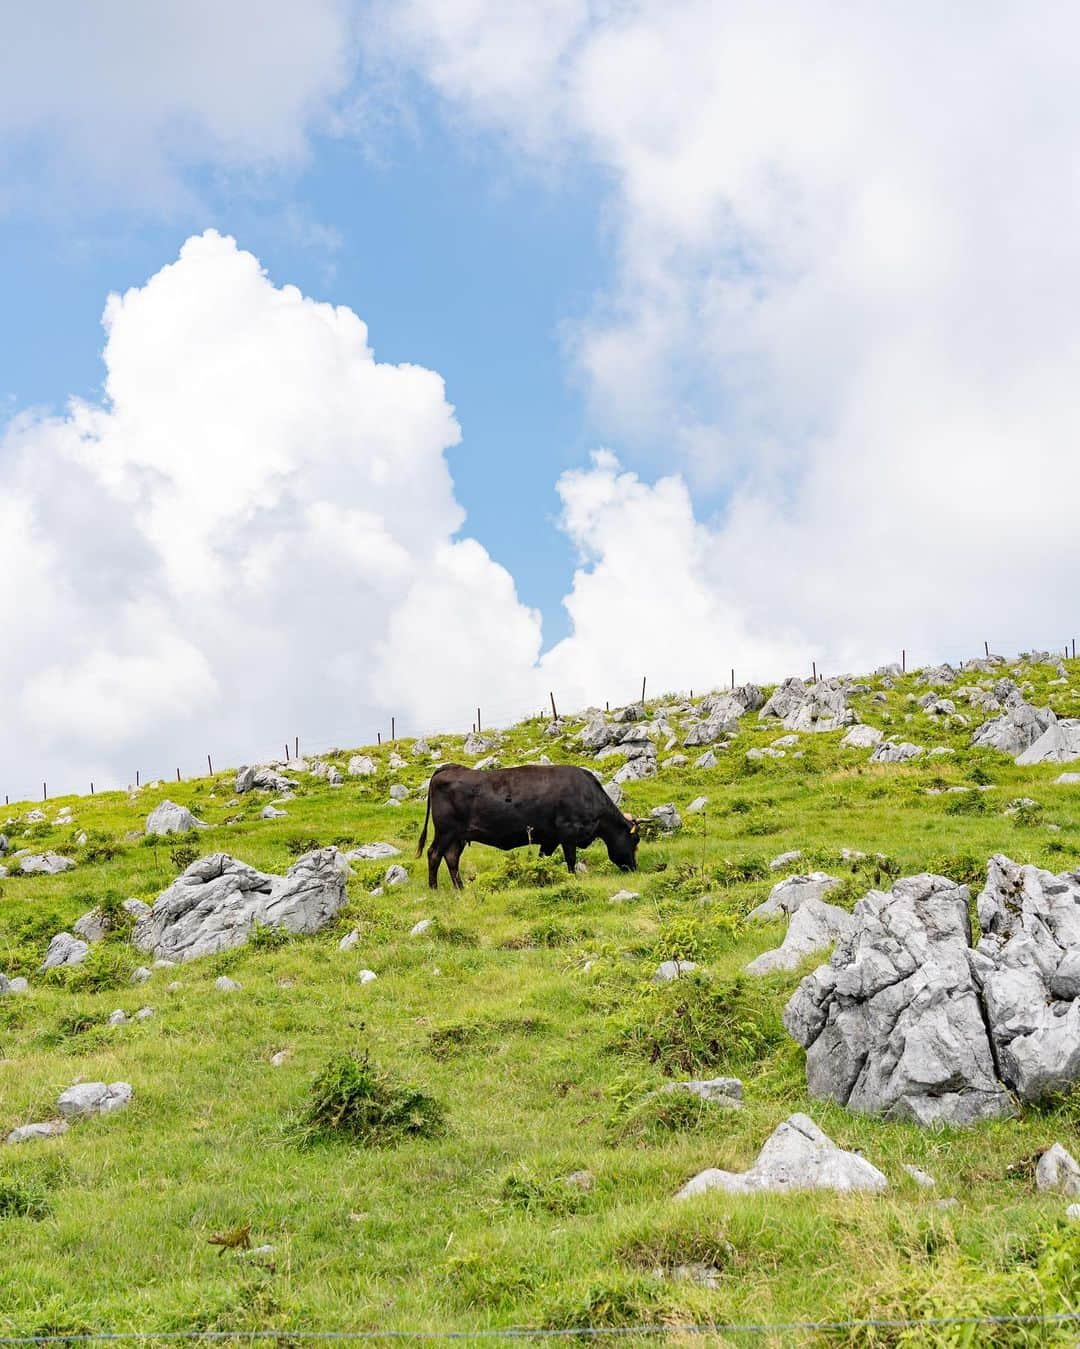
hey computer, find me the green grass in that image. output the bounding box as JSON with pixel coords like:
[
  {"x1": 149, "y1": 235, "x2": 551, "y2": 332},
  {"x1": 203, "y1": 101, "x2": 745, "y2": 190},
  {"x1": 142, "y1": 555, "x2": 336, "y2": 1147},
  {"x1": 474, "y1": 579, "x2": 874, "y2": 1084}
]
[{"x1": 2, "y1": 659, "x2": 1080, "y2": 1341}]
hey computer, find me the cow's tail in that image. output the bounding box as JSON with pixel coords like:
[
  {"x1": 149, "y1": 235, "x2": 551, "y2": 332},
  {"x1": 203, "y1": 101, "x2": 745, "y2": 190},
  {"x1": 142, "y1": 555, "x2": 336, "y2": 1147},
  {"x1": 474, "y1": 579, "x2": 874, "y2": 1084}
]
[{"x1": 416, "y1": 781, "x2": 433, "y2": 858}]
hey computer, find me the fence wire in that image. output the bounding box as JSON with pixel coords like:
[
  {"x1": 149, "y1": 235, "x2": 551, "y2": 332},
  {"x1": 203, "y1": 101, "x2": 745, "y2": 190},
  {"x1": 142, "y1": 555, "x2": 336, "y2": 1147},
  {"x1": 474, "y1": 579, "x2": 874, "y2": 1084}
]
[{"x1": 1, "y1": 1312, "x2": 1080, "y2": 1342}]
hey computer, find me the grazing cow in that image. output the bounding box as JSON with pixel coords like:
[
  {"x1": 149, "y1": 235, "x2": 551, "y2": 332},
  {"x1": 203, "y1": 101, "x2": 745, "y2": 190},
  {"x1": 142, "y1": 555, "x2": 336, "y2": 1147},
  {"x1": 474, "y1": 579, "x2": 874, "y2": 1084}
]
[{"x1": 416, "y1": 763, "x2": 640, "y2": 890}]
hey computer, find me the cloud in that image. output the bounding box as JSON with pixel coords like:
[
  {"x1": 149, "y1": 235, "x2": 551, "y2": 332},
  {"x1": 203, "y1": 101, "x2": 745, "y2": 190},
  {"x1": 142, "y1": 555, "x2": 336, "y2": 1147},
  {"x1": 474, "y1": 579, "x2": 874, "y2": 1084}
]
[
  {"x1": 375, "y1": 0, "x2": 1080, "y2": 669},
  {"x1": 0, "y1": 0, "x2": 357, "y2": 212},
  {"x1": 1, "y1": 230, "x2": 817, "y2": 799}
]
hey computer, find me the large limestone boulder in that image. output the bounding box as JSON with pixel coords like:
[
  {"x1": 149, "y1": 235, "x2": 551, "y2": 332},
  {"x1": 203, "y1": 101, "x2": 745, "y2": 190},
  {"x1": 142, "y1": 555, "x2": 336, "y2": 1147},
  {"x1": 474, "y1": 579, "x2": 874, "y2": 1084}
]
[
  {"x1": 133, "y1": 849, "x2": 347, "y2": 962},
  {"x1": 348, "y1": 755, "x2": 377, "y2": 777},
  {"x1": 684, "y1": 685, "x2": 763, "y2": 746},
  {"x1": 40, "y1": 933, "x2": 90, "y2": 970},
  {"x1": 841, "y1": 724, "x2": 883, "y2": 749},
  {"x1": 1015, "y1": 721, "x2": 1080, "y2": 766},
  {"x1": 972, "y1": 703, "x2": 1057, "y2": 759},
  {"x1": 145, "y1": 800, "x2": 207, "y2": 836},
  {"x1": 975, "y1": 855, "x2": 1080, "y2": 1101},
  {"x1": 784, "y1": 873, "x2": 1014, "y2": 1126},
  {"x1": 675, "y1": 1114, "x2": 887, "y2": 1199}
]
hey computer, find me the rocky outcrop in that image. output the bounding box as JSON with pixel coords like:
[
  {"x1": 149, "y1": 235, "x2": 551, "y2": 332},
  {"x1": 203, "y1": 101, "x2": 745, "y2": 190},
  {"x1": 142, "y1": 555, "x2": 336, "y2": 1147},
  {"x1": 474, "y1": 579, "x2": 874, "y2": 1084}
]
[
  {"x1": 684, "y1": 685, "x2": 762, "y2": 746},
  {"x1": 1015, "y1": 721, "x2": 1080, "y2": 766},
  {"x1": 749, "y1": 872, "x2": 841, "y2": 921},
  {"x1": 675, "y1": 1114, "x2": 887, "y2": 1199},
  {"x1": 20, "y1": 852, "x2": 75, "y2": 875},
  {"x1": 784, "y1": 873, "x2": 1014, "y2": 1126},
  {"x1": 132, "y1": 849, "x2": 347, "y2": 962},
  {"x1": 972, "y1": 703, "x2": 1056, "y2": 759},
  {"x1": 745, "y1": 898, "x2": 853, "y2": 976},
  {"x1": 870, "y1": 740, "x2": 924, "y2": 763},
  {"x1": 759, "y1": 678, "x2": 855, "y2": 733},
  {"x1": 841, "y1": 724, "x2": 883, "y2": 749},
  {"x1": 40, "y1": 932, "x2": 89, "y2": 970}
]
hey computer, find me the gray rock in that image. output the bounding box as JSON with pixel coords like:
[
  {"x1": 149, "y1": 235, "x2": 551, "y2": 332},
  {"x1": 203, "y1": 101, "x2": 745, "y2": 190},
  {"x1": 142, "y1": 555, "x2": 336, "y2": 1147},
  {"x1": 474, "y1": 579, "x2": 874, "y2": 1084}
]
[
  {"x1": 73, "y1": 908, "x2": 111, "y2": 942},
  {"x1": 770, "y1": 850, "x2": 803, "y2": 871},
  {"x1": 339, "y1": 929, "x2": 360, "y2": 952},
  {"x1": 1016, "y1": 721, "x2": 1080, "y2": 766},
  {"x1": 261, "y1": 805, "x2": 287, "y2": 819},
  {"x1": 388, "y1": 784, "x2": 409, "y2": 802},
  {"x1": 409, "y1": 919, "x2": 433, "y2": 936},
  {"x1": 903, "y1": 1165, "x2": 936, "y2": 1188},
  {"x1": 57, "y1": 1081, "x2": 133, "y2": 1118},
  {"x1": 131, "y1": 966, "x2": 152, "y2": 984},
  {"x1": 675, "y1": 1114, "x2": 887, "y2": 1199},
  {"x1": 5, "y1": 1120, "x2": 69, "y2": 1144},
  {"x1": 20, "y1": 852, "x2": 75, "y2": 875},
  {"x1": 869, "y1": 739, "x2": 924, "y2": 763},
  {"x1": 746, "y1": 898, "x2": 854, "y2": 976},
  {"x1": 24, "y1": 809, "x2": 46, "y2": 823},
  {"x1": 346, "y1": 842, "x2": 400, "y2": 861},
  {"x1": 235, "y1": 766, "x2": 256, "y2": 793},
  {"x1": 604, "y1": 781, "x2": 625, "y2": 806},
  {"x1": 972, "y1": 703, "x2": 1057, "y2": 759},
  {"x1": 760, "y1": 678, "x2": 855, "y2": 733},
  {"x1": 578, "y1": 717, "x2": 619, "y2": 751},
  {"x1": 1054, "y1": 773, "x2": 1080, "y2": 785},
  {"x1": 686, "y1": 796, "x2": 708, "y2": 813},
  {"x1": 693, "y1": 750, "x2": 718, "y2": 769},
  {"x1": 840, "y1": 724, "x2": 884, "y2": 749},
  {"x1": 746, "y1": 746, "x2": 785, "y2": 760},
  {"x1": 133, "y1": 849, "x2": 347, "y2": 962},
  {"x1": 612, "y1": 755, "x2": 657, "y2": 785},
  {"x1": 145, "y1": 800, "x2": 207, "y2": 836},
  {"x1": 348, "y1": 755, "x2": 377, "y2": 777},
  {"x1": 610, "y1": 889, "x2": 640, "y2": 904},
  {"x1": 8, "y1": 977, "x2": 28, "y2": 995},
  {"x1": 135, "y1": 1006, "x2": 154, "y2": 1020},
  {"x1": 107, "y1": 1009, "x2": 128, "y2": 1026},
  {"x1": 358, "y1": 969, "x2": 378, "y2": 984},
  {"x1": 385, "y1": 864, "x2": 408, "y2": 886},
  {"x1": 650, "y1": 804, "x2": 682, "y2": 833},
  {"x1": 463, "y1": 732, "x2": 495, "y2": 756},
  {"x1": 653, "y1": 959, "x2": 697, "y2": 983},
  {"x1": 1036, "y1": 1144, "x2": 1080, "y2": 1196},
  {"x1": 661, "y1": 1076, "x2": 743, "y2": 1104},
  {"x1": 41, "y1": 932, "x2": 90, "y2": 970},
  {"x1": 215, "y1": 976, "x2": 241, "y2": 992},
  {"x1": 784, "y1": 873, "x2": 1014, "y2": 1126},
  {"x1": 749, "y1": 872, "x2": 841, "y2": 921}
]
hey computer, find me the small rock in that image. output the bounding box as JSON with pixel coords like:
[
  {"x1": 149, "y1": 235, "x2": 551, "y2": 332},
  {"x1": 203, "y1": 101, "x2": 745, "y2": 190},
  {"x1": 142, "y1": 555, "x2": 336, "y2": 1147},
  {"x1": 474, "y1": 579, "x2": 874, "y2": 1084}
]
[
  {"x1": 388, "y1": 785, "x2": 409, "y2": 802},
  {"x1": 57, "y1": 1081, "x2": 133, "y2": 1119},
  {"x1": 610, "y1": 889, "x2": 640, "y2": 904},
  {"x1": 339, "y1": 929, "x2": 360, "y2": 952},
  {"x1": 686, "y1": 796, "x2": 708, "y2": 813},
  {"x1": 903, "y1": 1165, "x2": 936, "y2": 1188},
  {"x1": 770, "y1": 850, "x2": 803, "y2": 871},
  {"x1": 347, "y1": 843, "x2": 401, "y2": 861},
  {"x1": 1067, "y1": 1204, "x2": 1080, "y2": 1221},
  {"x1": 348, "y1": 755, "x2": 377, "y2": 777},
  {"x1": 358, "y1": 969, "x2": 378, "y2": 984},
  {"x1": 20, "y1": 852, "x2": 75, "y2": 875},
  {"x1": 107, "y1": 1010, "x2": 128, "y2": 1026},
  {"x1": 694, "y1": 750, "x2": 718, "y2": 769},
  {"x1": 662, "y1": 1076, "x2": 743, "y2": 1105},
  {"x1": 385, "y1": 864, "x2": 408, "y2": 886},
  {"x1": 5, "y1": 1120, "x2": 69, "y2": 1144},
  {"x1": 650, "y1": 804, "x2": 682, "y2": 833},
  {"x1": 840, "y1": 724, "x2": 884, "y2": 749},
  {"x1": 1036, "y1": 1143, "x2": 1080, "y2": 1196},
  {"x1": 215, "y1": 976, "x2": 241, "y2": 992},
  {"x1": 145, "y1": 800, "x2": 207, "y2": 836},
  {"x1": 270, "y1": 1050, "x2": 292, "y2": 1067},
  {"x1": 41, "y1": 932, "x2": 90, "y2": 970},
  {"x1": 261, "y1": 805, "x2": 287, "y2": 819},
  {"x1": 564, "y1": 1169, "x2": 594, "y2": 1191},
  {"x1": 409, "y1": 919, "x2": 433, "y2": 937},
  {"x1": 8, "y1": 978, "x2": 29, "y2": 995},
  {"x1": 135, "y1": 1007, "x2": 154, "y2": 1020},
  {"x1": 653, "y1": 959, "x2": 697, "y2": 983},
  {"x1": 131, "y1": 967, "x2": 152, "y2": 984}
]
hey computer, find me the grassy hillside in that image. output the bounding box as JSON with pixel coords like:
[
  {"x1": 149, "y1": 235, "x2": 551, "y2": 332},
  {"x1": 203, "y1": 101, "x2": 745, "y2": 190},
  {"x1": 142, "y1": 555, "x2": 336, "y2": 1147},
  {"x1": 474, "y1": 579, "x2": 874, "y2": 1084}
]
[{"x1": 3, "y1": 659, "x2": 1080, "y2": 1344}]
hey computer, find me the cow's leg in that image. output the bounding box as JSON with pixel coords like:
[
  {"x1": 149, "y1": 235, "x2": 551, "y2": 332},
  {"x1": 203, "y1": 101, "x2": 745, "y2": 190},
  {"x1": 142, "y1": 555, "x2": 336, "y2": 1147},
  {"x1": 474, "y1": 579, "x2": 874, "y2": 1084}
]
[
  {"x1": 427, "y1": 840, "x2": 444, "y2": 889},
  {"x1": 443, "y1": 839, "x2": 465, "y2": 890},
  {"x1": 562, "y1": 842, "x2": 577, "y2": 874}
]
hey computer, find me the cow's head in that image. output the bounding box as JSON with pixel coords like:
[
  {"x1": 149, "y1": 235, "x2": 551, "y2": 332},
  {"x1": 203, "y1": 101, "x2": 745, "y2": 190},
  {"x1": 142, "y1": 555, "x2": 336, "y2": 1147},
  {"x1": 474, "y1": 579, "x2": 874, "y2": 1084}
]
[{"x1": 606, "y1": 813, "x2": 640, "y2": 871}]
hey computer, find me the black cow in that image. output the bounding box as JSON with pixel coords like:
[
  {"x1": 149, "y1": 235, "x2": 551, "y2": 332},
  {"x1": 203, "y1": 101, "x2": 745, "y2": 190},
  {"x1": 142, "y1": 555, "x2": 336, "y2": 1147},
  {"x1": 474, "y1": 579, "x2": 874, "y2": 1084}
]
[{"x1": 416, "y1": 763, "x2": 640, "y2": 890}]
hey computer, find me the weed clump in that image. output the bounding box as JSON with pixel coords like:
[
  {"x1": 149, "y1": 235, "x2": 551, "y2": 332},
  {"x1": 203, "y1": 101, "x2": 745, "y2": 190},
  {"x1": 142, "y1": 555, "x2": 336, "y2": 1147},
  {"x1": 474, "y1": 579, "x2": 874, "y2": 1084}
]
[{"x1": 296, "y1": 1051, "x2": 444, "y2": 1146}]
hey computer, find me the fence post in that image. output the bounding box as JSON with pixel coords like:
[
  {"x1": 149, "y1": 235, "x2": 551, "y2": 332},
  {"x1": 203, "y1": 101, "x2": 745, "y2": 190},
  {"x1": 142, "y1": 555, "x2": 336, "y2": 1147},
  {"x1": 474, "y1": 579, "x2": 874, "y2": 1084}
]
[
  {"x1": 812, "y1": 661, "x2": 817, "y2": 683},
  {"x1": 984, "y1": 640, "x2": 990, "y2": 659},
  {"x1": 549, "y1": 691, "x2": 558, "y2": 721},
  {"x1": 641, "y1": 675, "x2": 647, "y2": 705},
  {"x1": 391, "y1": 717, "x2": 395, "y2": 741},
  {"x1": 43, "y1": 782, "x2": 47, "y2": 802},
  {"x1": 477, "y1": 706, "x2": 482, "y2": 734},
  {"x1": 731, "y1": 668, "x2": 735, "y2": 690},
  {"x1": 176, "y1": 768, "x2": 181, "y2": 782},
  {"x1": 207, "y1": 754, "x2": 213, "y2": 776},
  {"x1": 377, "y1": 731, "x2": 382, "y2": 746},
  {"x1": 902, "y1": 649, "x2": 906, "y2": 673},
  {"x1": 294, "y1": 736, "x2": 299, "y2": 760}
]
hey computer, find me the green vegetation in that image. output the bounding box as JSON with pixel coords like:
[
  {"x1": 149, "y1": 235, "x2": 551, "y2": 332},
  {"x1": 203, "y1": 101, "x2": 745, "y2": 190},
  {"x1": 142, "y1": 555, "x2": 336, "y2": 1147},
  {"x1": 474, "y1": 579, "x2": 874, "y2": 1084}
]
[{"x1": 2, "y1": 656, "x2": 1080, "y2": 1340}]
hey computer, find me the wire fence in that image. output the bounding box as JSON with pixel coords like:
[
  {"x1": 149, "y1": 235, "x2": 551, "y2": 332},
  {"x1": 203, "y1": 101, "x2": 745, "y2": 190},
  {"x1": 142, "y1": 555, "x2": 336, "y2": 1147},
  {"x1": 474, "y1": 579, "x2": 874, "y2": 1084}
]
[
  {"x1": 5, "y1": 638, "x2": 1078, "y2": 810},
  {"x1": 2, "y1": 1310, "x2": 1080, "y2": 1342}
]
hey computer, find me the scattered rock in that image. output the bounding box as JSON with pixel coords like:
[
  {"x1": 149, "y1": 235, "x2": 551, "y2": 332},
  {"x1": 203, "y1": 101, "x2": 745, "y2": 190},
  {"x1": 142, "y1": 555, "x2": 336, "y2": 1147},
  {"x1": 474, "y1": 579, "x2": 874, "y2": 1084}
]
[
  {"x1": 40, "y1": 932, "x2": 90, "y2": 970},
  {"x1": 770, "y1": 850, "x2": 803, "y2": 871},
  {"x1": 869, "y1": 740, "x2": 924, "y2": 763},
  {"x1": 1016, "y1": 721, "x2": 1080, "y2": 766},
  {"x1": 347, "y1": 843, "x2": 401, "y2": 861},
  {"x1": 348, "y1": 755, "x2": 377, "y2": 777},
  {"x1": 660, "y1": 1076, "x2": 743, "y2": 1106},
  {"x1": 135, "y1": 1006, "x2": 154, "y2": 1020},
  {"x1": 235, "y1": 766, "x2": 256, "y2": 793},
  {"x1": 5, "y1": 1120, "x2": 69, "y2": 1144},
  {"x1": 749, "y1": 873, "x2": 841, "y2": 921},
  {"x1": 903, "y1": 1165, "x2": 937, "y2": 1188},
  {"x1": 1035, "y1": 1144, "x2": 1080, "y2": 1196},
  {"x1": 972, "y1": 702, "x2": 1057, "y2": 760},
  {"x1": 609, "y1": 889, "x2": 639, "y2": 904},
  {"x1": 145, "y1": 800, "x2": 208, "y2": 836},
  {"x1": 385, "y1": 864, "x2": 408, "y2": 886},
  {"x1": 603, "y1": 781, "x2": 624, "y2": 806},
  {"x1": 131, "y1": 967, "x2": 151, "y2": 984},
  {"x1": 215, "y1": 976, "x2": 241, "y2": 992},
  {"x1": 358, "y1": 969, "x2": 378, "y2": 984},
  {"x1": 760, "y1": 678, "x2": 855, "y2": 733},
  {"x1": 1054, "y1": 773, "x2": 1080, "y2": 785},
  {"x1": 564, "y1": 1169, "x2": 595, "y2": 1191},
  {"x1": 261, "y1": 805, "x2": 287, "y2": 819},
  {"x1": 133, "y1": 849, "x2": 347, "y2": 961},
  {"x1": 686, "y1": 796, "x2": 708, "y2": 813},
  {"x1": 57, "y1": 1082, "x2": 133, "y2": 1118},
  {"x1": 107, "y1": 1010, "x2": 128, "y2": 1026},
  {"x1": 270, "y1": 1050, "x2": 291, "y2": 1067},
  {"x1": 650, "y1": 804, "x2": 682, "y2": 833},
  {"x1": 693, "y1": 750, "x2": 718, "y2": 769},
  {"x1": 675, "y1": 1114, "x2": 887, "y2": 1199},
  {"x1": 20, "y1": 852, "x2": 75, "y2": 875},
  {"x1": 339, "y1": 930, "x2": 360, "y2": 952},
  {"x1": 409, "y1": 919, "x2": 433, "y2": 936},
  {"x1": 745, "y1": 898, "x2": 854, "y2": 976},
  {"x1": 653, "y1": 959, "x2": 697, "y2": 983},
  {"x1": 840, "y1": 724, "x2": 884, "y2": 749}
]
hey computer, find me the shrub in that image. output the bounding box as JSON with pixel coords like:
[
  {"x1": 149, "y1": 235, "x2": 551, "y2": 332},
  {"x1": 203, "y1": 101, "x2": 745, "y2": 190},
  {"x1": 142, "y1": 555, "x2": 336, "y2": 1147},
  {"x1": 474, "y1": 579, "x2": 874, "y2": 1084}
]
[
  {"x1": 296, "y1": 1051, "x2": 445, "y2": 1146},
  {"x1": 285, "y1": 836, "x2": 323, "y2": 857},
  {"x1": 607, "y1": 1085, "x2": 729, "y2": 1146},
  {"x1": 945, "y1": 791, "x2": 990, "y2": 816},
  {"x1": 607, "y1": 972, "x2": 786, "y2": 1075},
  {"x1": 485, "y1": 852, "x2": 565, "y2": 892},
  {"x1": 169, "y1": 842, "x2": 199, "y2": 870},
  {"x1": 40, "y1": 943, "x2": 138, "y2": 993}
]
